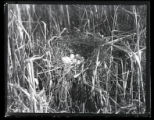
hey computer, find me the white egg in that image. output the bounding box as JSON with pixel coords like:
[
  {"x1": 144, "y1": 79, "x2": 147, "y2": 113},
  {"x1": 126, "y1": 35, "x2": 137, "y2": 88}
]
[
  {"x1": 75, "y1": 54, "x2": 80, "y2": 59},
  {"x1": 70, "y1": 54, "x2": 75, "y2": 60}
]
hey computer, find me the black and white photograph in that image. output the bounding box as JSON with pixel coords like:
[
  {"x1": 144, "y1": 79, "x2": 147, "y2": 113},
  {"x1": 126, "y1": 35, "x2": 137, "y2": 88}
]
[{"x1": 6, "y1": 2, "x2": 150, "y2": 116}]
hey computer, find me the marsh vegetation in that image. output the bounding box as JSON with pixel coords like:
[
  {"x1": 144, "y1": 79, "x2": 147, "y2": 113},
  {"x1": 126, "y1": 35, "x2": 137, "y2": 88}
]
[{"x1": 7, "y1": 4, "x2": 147, "y2": 114}]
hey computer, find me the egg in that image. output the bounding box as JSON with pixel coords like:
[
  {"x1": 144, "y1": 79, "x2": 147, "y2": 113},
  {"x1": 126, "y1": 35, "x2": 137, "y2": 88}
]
[
  {"x1": 70, "y1": 54, "x2": 75, "y2": 60},
  {"x1": 75, "y1": 54, "x2": 81, "y2": 59}
]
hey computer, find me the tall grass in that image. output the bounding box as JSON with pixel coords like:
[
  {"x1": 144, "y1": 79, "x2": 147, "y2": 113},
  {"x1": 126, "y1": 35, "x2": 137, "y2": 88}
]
[{"x1": 7, "y1": 4, "x2": 147, "y2": 114}]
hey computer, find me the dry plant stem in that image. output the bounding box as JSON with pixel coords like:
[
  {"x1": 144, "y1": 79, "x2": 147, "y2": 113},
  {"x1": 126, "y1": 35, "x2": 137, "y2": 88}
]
[{"x1": 92, "y1": 47, "x2": 100, "y2": 92}]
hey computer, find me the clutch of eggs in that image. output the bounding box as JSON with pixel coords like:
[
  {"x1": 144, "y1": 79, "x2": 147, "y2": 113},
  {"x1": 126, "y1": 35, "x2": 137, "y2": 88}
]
[{"x1": 62, "y1": 53, "x2": 84, "y2": 65}]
